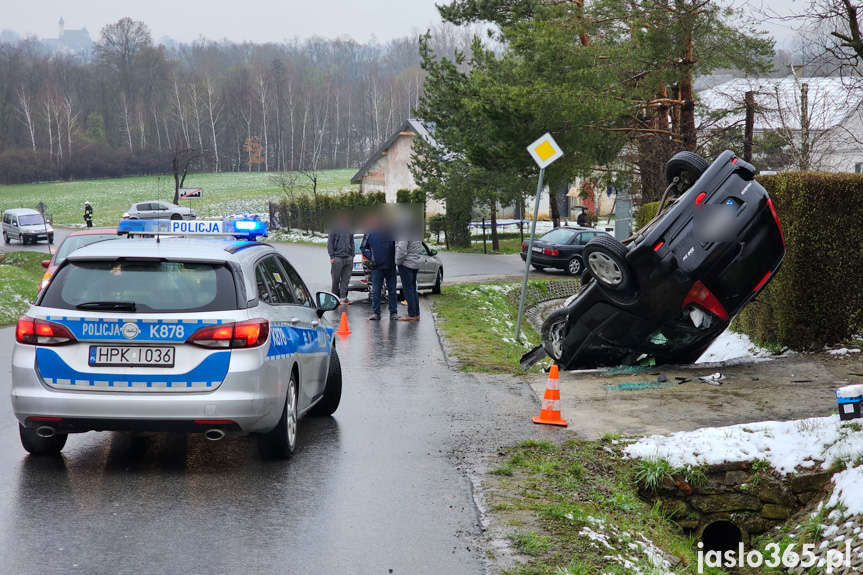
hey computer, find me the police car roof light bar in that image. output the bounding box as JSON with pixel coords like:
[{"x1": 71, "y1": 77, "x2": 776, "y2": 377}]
[{"x1": 117, "y1": 219, "x2": 268, "y2": 241}]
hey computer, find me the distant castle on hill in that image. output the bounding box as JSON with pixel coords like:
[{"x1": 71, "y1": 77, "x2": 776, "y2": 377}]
[{"x1": 44, "y1": 17, "x2": 92, "y2": 58}]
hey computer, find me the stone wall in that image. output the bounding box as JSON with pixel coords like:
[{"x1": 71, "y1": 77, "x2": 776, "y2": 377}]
[{"x1": 640, "y1": 461, "x2": 835, "y2": 541}]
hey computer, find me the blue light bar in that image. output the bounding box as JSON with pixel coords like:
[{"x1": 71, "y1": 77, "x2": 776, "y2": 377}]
[{"x1": 117, "y1": 219, "x2": 268, "y2": 240}]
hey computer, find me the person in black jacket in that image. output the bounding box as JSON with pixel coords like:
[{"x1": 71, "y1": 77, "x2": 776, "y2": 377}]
[
  {"x1": 327, "y1": 213, "x2": 354, "y2": 304},
  {"x1": 83, "y1": 201, "x2": 93, "y2": 228},
  {"x1": 360, "y1": 225, "x2": 397, "y2": 321},
  {"x1": 576, "y1": 207, "x2": 588, "y2": 227}
]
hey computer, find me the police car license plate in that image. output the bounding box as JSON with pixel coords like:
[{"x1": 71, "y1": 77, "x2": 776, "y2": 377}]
[{"x1": 89, "y1": 346, "x2": 175, "y2": 367}]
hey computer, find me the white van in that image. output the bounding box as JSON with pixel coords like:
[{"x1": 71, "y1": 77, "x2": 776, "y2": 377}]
[{"x1": 2, "y1": 208, "x2": 54, "y2": 245}]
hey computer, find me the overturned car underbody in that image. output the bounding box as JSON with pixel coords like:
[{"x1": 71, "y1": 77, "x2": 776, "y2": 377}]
[{"x1": 522, "y1": 150, "x2": 786, "y2": 371}]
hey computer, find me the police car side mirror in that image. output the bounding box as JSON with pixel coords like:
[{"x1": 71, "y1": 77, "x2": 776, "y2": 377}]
[{"x1": 316, "y1": 292, "x2": 340, "y2": 317}]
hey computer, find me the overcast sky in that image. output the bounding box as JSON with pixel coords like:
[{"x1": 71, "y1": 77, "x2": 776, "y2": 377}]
[
  {"x1": 4, "y1": 0, "x2": 442, "y2": 44},
  {"x1": 4, "y1": 0, "x2": 806, "y2": 47}
]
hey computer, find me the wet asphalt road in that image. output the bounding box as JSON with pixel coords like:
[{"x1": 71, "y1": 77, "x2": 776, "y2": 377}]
[{"x1": 0, "y1": 242, "x2": 545, "y2": 575}]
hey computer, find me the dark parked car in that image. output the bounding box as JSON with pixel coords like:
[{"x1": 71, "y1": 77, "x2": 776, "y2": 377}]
[
  {"x1": 522, "y1": 150, "x2": 786, "y2": 370},
  {"x1": 519, "y1": 227, "x2": 610, "y2": 276}
]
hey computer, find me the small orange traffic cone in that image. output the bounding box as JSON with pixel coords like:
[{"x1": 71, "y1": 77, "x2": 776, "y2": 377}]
[
  {"x1": 533, "y1": 365, "x2": 567, "y2": 426},
  {"x1": 336, "y1": 311, "x2": 352, "y2": 336}
]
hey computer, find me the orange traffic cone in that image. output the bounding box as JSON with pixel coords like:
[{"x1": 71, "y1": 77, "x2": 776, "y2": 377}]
[
  {"x1": 336, "y1": 311, "x2": 352, "y2": 336},
  {"x1": 533, "y1": 365, "x2": 567, "y2": 426}
]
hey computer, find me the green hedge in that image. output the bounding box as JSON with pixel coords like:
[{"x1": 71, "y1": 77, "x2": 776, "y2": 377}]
[
  {"x1": 277, "y1": 191, "x2": 387, "y2": 232},
  {"x1": 634, "y1": 201, "x2": 659, "y2": 232},
  {"x1": 734, "y1": 172, "x2": 863, "y2": 350},
  {"x1": 396, "y1": 188, "x2": 426, "y2": 204}
]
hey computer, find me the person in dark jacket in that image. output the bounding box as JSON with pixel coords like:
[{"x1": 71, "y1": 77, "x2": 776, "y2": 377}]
[
  {"x1": 395, "y1": 239, "x2": 422, "y2": 321},
  {"x1": 360, "y1": 229, "x2": 397, "y2": 321},
  {"x1": 83, "y1": 201, "x2": 93, "y2": 228},
  {"x1": 576, "y1": 207, "x2": 588, "y2": 227},
  {"x1": 327, "y1": 214, "x2": 354, "y2": 304}
]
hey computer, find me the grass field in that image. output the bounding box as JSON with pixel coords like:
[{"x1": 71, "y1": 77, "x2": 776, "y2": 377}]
[
  {"x1": 0, "y1": 252, "x2": 45, "y2": 325},
  {"x1": 0, "y1": 170, "x2": 355, "y2": 227},
  {"x1": 429, "y1": 282, "x2": 542, "y2": 373}
]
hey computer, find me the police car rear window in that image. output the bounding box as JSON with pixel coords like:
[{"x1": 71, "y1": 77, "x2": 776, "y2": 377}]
[{"x1": 40, "y1": 260, "x2": 238, "y2": 313}]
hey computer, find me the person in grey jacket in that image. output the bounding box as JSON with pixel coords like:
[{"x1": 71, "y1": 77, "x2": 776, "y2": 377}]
[
  {"x1": 395, "y1": 239, "x2": 422, "y2": 321},
  {"x1": 328, "y1": 217, "x2": 354, "y2": 304}
]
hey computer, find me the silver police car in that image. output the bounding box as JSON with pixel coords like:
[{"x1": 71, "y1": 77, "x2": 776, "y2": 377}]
[{"x1": 11, "y1": 220, "x2": 342, "y2": 459}]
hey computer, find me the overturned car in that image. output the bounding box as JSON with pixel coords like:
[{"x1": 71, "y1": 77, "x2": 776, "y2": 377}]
[{"x1": 521, "y1": 150, "x2": 786, "y2": 370}]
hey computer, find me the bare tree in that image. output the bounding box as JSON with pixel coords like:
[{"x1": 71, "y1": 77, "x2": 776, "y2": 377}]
[
  {"x1": 171, "y1": 144, "x2": 203, "y2": 204},
  {"x1": 93, "y1": 18, "x2": 152, "y2": 101},
  {"x1": 16, "y1": 88, "x2": 37, "y2": 155},
  {"x1": 255, "y1": 71, "x2": 269, "y2": 171},
  {"x1": 270, "y1": 170, "x2": 301, "y2": 200},
  {"x1": 203, "y1": 75, "x2": 223, "y2": 171}
]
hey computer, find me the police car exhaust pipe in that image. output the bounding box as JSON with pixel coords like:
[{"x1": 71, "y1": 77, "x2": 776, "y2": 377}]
[
  {"x1": 204, "y1": 429, "x2": 226, "y2": 441},
  {"x1": 36, "y1": 426, "x2": 56, "y2": 438}
]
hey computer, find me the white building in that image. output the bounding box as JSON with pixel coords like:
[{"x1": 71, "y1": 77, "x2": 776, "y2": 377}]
[{"x1": 697, "y1": 77, "x2": 863, "y2": 173}]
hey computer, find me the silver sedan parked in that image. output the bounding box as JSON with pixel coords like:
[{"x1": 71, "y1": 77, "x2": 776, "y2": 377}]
[
  {"x1": 348, "y1": 235, "x2": 443, "y2": 294},
  {"x1": 127, "y1": 201, "x2": 196, "y2": 220}
]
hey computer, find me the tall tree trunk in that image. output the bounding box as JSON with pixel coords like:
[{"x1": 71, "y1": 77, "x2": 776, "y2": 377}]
[
  {"x1": 800, "y1": 83, "x2": 810, "y2": 171},
  {"x1": 743, "y1": 91, "x2": 755, "y2": 162},
  {"x1": 549, "y1": 185, "x2": 560, "y2": 229}
]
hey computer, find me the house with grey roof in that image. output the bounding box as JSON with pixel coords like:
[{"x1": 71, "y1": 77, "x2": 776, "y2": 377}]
[
  {"x1": 697, "y1": 77, "x2": 863, "y2": 173},
  {"x1": 350, "y1": 119, "x2": 447, "y2": 214}
]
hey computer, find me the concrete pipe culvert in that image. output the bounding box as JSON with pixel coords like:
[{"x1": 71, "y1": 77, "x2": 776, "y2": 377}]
[{"x1": 700, "y1": 520, "x2": 744, "y2": 554}]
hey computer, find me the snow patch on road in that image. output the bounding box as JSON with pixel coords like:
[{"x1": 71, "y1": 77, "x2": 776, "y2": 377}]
[{"x1": 827, "y1": 347, "x2": 862, "y2": 356}]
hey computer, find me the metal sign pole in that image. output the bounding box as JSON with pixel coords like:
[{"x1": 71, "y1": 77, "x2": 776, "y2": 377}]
[{"x1": 514, "y1": 167, "x2": 545, "y2": 342}]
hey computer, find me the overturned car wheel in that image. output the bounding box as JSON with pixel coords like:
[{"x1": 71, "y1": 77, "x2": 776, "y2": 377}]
[
  {"x1": 665, "y1": 151, "x2": 709, "y2": 189},
  {"x1": 541, "y1": 307, "x2": 571, "y2": 362},
  {"x1": 583, "y1": 235, "x2": 632, "y2": 291}
]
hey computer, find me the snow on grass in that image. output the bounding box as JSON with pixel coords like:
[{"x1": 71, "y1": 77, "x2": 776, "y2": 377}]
[
  {"x1": 578, "y1": 516, "x2": 676, "y2": 575},
  {"x1": 695, "y1": 328, "x2": 773, "y2": 364},
  {"x1": 624, "y1": 415, "x2": 863, "y2": 474},
  {"x1": 267, "y1": 228, "x2": 328, "y2": 244},
  {"x1": 0, "y1": 170, "x2": 355, "y2": 227},
  {"x1": 829, "y1": 466, "x2": 863, "y2": 516},
  {"x1": 625, "y1": 415, "x2": 863, "y2": 520}
]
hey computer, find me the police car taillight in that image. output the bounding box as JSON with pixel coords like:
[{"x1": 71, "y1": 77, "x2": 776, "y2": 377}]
[
  {"x1": 186, "y1": 319, "x2": 269, "y2": 349},
  {"x1": 15, "y1": 316, "x2": 77, "y2": 346}
]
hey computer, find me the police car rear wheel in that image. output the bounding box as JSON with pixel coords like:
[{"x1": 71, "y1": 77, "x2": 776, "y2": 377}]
[
  {"x1": 19, "y1": 424, "x2": 67, "y2": 456},
  {"x1": 583, "y1": 235, "x2": 632, "y2": 291},
  {"x1": 309, "y1": 348, "x2": 342, "y2": 416},
  {"x1": 257, "y1": 373, "x2": 298, "y2": 460}
]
